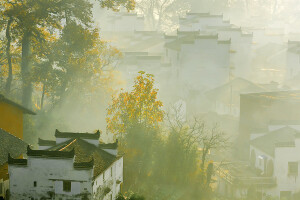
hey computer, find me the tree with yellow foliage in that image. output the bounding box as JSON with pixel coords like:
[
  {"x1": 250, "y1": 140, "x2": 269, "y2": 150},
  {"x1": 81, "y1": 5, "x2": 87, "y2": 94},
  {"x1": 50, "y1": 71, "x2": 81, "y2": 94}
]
[{"x1": 106, "y1": 71, "x2": 164, "y2": 135}]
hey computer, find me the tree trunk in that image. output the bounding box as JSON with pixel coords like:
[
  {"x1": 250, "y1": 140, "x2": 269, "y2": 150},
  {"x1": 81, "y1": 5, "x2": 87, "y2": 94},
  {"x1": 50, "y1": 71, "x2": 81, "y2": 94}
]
[
  {"x1": 41, "y1": 83, "x2": 46, "y2": 110},
  {"x1": 5, "y1": 17, "x2": 13, "y2": 94},
  {"x1": 201, "y1": 148, "x2": 209, "y2": 171},
  {"x1": 21, "y1": 30, "x2": 32, "y2": 109}
]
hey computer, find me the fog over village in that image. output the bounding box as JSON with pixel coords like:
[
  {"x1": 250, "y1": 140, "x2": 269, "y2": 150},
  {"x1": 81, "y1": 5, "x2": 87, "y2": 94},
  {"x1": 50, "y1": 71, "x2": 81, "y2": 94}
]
[{"x1": 1, "y1": 0, "x2": 300, "y2": 200}]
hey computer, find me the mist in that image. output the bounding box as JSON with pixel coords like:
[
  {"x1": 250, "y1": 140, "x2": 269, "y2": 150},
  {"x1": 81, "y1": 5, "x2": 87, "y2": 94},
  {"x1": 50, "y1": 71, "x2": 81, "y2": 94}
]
[{"x1": 1, "y1": 0, "x2": 300, "y2": 199}]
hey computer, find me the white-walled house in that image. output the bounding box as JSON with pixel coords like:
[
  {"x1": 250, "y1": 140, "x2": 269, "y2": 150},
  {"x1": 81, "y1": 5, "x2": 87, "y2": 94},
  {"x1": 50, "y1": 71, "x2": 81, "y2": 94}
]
[
  {"x1": 205, "y1": 77, "x2": 265, "y2": 117},
  {"x1": 8, "y1": 130, "x2": 123, "y2": 200},
  {"x1": 165, "y1": 33, "x2": 230, "y2": 91},
  {"x1": 249, "y1": 126, "x2": 300, "y2": 199},
  {"x1": 217, "y1": 126, "x2": 300, "y2": 199}
]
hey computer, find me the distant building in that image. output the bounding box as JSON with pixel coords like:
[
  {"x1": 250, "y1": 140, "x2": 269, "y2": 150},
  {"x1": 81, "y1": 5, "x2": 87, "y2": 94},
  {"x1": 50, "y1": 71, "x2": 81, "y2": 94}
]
[
  {"x1": 8, "y1": 130, "x2": 123, "y2": 200},
  {"x1": 165, "y1": 33, "x2": 230, "y2": 91},
  {"x1": 249, "y1": 126, "x2": 300, "y2": 199},
  {"x1": 238, "y1": 91, "x2": 300, "y2": 158},
  {"x1": 179, "y1": 13, "x2": 230, "y2": 32},
  {"x1": 206, "y1": 77, "x2": 266, "y2": 117},
  {"x1": 215, "y1": 161, "x2": 276, "y2": 199},
  {"x1": 216, "y1": 126, "x2": 300, "y2": 199}
]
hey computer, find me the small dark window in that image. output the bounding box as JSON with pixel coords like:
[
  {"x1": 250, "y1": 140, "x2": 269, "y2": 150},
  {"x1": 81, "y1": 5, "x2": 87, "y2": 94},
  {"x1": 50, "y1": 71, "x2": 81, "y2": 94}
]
[
  {"x1": 111, "y1": 167, "x2": 113, "y2": 177},
  {"x1": 63, "y1": 181, "x2": 71, "y2": 192},
  {"x1": 288, "y1": 162, "x2": 298, "y2": 175},
  {"x1": 34, "y1": 181, "x2": 37, "y2": 187},
  {"x1": 103, "y1": 173, "x2": 105, "y2": 182},
  {"x1": 0, "y1": 182, "x2": 2, "y2": 194}
]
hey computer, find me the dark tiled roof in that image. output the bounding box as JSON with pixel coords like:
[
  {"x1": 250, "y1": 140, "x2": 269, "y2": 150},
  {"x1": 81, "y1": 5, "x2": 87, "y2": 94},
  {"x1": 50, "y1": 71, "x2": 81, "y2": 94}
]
[
  {"x1": 206, "y1": 77, "x2": 266, "y2": 104},
  {"x1": 55, "y1": 129, "x2": 100, "y2": 140},
  {"x1": 27, "y1": 146, "x2": 75, "y2": 158},
  {"x1": 165, "y1": 34, "x2": 220, "y2": 51},
  {"x1": 38, "y1": 138, "x2": 56, "y2": 146},
  {"x1": 251, "y1": 126, "x2": 299, "y2": 156},
  {"x1": 218, "y1": 39, "x2": 231, "y2": 44},
  {"x1": 0, "y1": 128, "x2": 27, "y2": 165},
  {"x1": 74, "y1": 159, "x2": 94, "y2": 169},
  {"x1": 8, "y1": 154, "x2": 27, "y2": 166},
  {"x1": 99, "y1": 140, "x2": 118, "y2": 149},
  {"x1": 241, "y1": 90, "x2": 300, "y2": 101},
  {"x1": 54, "y1": 139, "x2": 120, "y2": 178},
  {"x1": 0, "y1": 94, "x2": 35, "y2": 115}
]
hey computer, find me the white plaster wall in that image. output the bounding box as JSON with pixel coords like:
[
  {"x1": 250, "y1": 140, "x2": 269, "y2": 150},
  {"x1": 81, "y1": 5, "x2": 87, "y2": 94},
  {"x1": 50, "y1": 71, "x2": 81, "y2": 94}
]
[
  {"x1": 216, "y1": 29, "x2": 253, "y2": 79},
  {"x1": 286, "y1": 50, "x2": 300, "y2": 81},
  {"x1": 178, "y1": 38, "x2": 230, "y2": 90},
  {"x1": 250, "y1": 139, "x2": 300, "y2": 198},
  {"x1": 273, "y1": 145, "x2": 300, "y2": 197},
  {"x1": 9, "y1": 157, "x2": 93, "y2": 199},
  {"x1": 93, "y1": 157, "x2": 123, "y2": 200}
]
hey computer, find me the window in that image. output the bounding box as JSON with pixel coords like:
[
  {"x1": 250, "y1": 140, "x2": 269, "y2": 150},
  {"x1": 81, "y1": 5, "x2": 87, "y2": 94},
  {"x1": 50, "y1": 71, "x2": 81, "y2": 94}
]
[
  {"x1": 0, "y1": 182, "x2": 2, "y2": 194},
  {"x1": 288, "y1": 162, "x2": 298, "y2": 175},
  {"x1": 111, "y1": 167, "x2": 113, "y2": 177},
  {"x1": 63, "y1": 181, "x2": 71, "y2": 192},
  {"x1": 33, "y1": 181, "x2": 37, "y2": 187},
  {"x1": 103, "y1": 173, "x2": 105, "y2": 182}
]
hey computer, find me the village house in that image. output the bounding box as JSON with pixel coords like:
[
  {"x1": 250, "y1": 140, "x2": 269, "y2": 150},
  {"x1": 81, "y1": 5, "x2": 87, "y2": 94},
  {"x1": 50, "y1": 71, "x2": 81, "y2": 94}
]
[
  {"x1": 164, "y1": 33, "x2": 230, "y2": 91},
  {"x1": 8, "y1": 129, "x2": 123, "y2": 200},
  {"x1": 249, "y1": 126, "x2": 300, "y2": 199},
  {"x1": 0, "y1": 94, "x2": 35, "y2": 199},
  {"x1": 238, "y1": 91, "x2": 300, "y2": 159},
  {"x1": 216, "y1": 91, "x2": 300, "y2": 199},
  {"x1": 178, "y1": 12, "x2": 230, "y2": 32},
  {"x1": 217, "y1": 125, "x2": 300, "y2": 199},
  {"x1": 205, "y1": 77, "x2": 265, "y2": 117}
]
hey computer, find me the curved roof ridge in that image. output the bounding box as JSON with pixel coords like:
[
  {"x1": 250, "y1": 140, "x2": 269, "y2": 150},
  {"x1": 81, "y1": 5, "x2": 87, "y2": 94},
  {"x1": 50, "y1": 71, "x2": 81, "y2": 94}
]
[{"x1": 55, "y1": 129, "x2": 100, "y2": 140}]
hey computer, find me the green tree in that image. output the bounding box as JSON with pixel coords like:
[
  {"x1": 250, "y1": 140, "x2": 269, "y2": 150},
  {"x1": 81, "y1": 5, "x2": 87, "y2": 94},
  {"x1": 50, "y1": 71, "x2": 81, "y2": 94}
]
[{"x1": 2, "y1": 0, "x2": 135, "y2": 108}]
